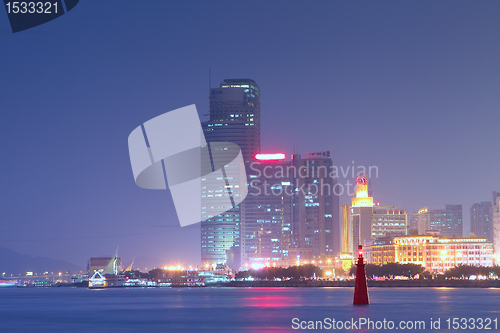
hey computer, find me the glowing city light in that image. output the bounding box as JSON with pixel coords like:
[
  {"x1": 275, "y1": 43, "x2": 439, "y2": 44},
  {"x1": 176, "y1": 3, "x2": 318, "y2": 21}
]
[
  {"x1": 251, "y1": 263, "x2": 266, "y2": 270},
  {"x1": 255, "y1": 153, "x2": 285, "y2": 160}
]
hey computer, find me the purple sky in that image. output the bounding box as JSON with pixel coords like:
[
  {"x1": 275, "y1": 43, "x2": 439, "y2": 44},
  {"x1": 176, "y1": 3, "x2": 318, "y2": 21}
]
[{"x1": 1, "y1": 1, "x2": 499, "y2": 269}]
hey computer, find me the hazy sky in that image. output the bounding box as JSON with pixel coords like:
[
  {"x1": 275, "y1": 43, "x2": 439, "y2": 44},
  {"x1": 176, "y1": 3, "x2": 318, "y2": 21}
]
[{"x1": 1, "y1": 1, "x2": 499, "y2": 269}]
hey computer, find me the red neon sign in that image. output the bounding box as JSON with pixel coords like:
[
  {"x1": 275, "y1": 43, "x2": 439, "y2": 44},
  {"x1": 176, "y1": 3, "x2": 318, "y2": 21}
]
[{"x1": 255, "y1": 153, "x2": 285, "y2": 160}]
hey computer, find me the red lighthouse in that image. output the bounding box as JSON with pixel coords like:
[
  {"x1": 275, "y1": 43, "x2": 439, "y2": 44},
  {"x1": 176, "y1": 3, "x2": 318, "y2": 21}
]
[{"x1": 353, "y1": 245, "x2": 369, "y2": 305}]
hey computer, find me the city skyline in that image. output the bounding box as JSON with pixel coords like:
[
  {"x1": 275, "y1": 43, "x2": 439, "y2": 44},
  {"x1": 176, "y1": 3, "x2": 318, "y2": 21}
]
[{"x1": 1, "y1": 1, "x2": 499, "y2": 268}]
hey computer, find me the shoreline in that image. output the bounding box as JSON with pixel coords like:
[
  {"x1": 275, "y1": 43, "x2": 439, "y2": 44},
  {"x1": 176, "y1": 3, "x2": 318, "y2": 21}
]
[
  {"x1": 211, "y1": 280, "x2": 500, "y2": 288},
  {"x1": 8, "y1": 280, "x2": 500, "y2": 289}
]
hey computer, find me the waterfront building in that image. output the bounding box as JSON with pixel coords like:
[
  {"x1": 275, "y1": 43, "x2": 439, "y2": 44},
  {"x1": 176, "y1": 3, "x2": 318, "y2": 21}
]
[
  {"x1": 470, "y1": 202, "x2": 493, "y2": 241},
  {"x1": 201, "y1": 79, "x2": 261, "y2": 268},
  {"x1": 413, "y1": 204, "x2": 463, "y2": 238},
  {"x1": 87, "y1": 257, "x2": 123, "y2": 276},
  {"x1": 369, "y1": 235, "x2": 493, "y2": 274}
]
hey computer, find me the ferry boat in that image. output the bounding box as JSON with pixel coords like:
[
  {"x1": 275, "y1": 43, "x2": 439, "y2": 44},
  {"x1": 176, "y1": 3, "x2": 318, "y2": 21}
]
[
  {"x1": 88, "y1": 271, "x2": 107, "y2": 289},
  {"x1": 0, "y1": 279, "x2": 18, "y2": 287}
]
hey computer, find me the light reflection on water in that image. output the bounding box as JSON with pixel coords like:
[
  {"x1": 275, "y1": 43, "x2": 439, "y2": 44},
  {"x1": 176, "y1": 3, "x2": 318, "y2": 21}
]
[{"x1": 0, "y1": 287, "x2": 499, "y2": 332}]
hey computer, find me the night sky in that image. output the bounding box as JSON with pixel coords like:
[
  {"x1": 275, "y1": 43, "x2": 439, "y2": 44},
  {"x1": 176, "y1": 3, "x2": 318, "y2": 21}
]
[{"x1": 1, "y1": 1, "x2": 499, "y2": 269}]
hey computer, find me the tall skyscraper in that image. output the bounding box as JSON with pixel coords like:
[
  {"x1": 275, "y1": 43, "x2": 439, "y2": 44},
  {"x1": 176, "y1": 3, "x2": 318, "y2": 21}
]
[
  {"x1": 203, "y1": 79, "x2": 260, "y2": 163},
  {"x1": 241, "y1": 154, "x2": 293, "y2": 267},
  {"x1": 240, "y1": 151, "x2": 340, "y2": 267},
  {"x1": 414, "y1": 204, "x2": 463, "y2": 238},
  {"x1": 201, "y1": 79, "x2": 261, "y2": 268},
  {"x1": 470, "y1": 202, "x2": 493, "y2": 241},
  {"x1": 289, "y1": 151, "x2": 339, "y2": 261}
]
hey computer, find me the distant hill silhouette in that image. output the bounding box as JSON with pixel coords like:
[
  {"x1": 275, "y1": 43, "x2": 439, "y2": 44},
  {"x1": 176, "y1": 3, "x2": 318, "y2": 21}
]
[
  {"x1": 0, "y1": 247, "x2": 83, "y2": 276},
  {"x1": 134, "y1": 256, "x2": 163, "y2": 271}
]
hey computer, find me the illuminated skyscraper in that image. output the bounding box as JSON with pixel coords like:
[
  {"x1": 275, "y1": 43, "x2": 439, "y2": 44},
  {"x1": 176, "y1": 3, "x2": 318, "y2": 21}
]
[
  {"x1": 241, "y1": 151, "x2": 340, "y2": 267},
  {"x1": 241, "y1": 154, "x2": 292, "y2": 268},
  {"x1": 470, "y1": 202, "x2": 493, "y2": 241},
  {"x1": 201, "y1": 79, "x2": 261, "y2": 268},
  {"x1": 203, "y1": 79, "x2": 260, "y2": 163},
  {"x1": 289, "y1": 151, "x2": 339, "y2": 261}
]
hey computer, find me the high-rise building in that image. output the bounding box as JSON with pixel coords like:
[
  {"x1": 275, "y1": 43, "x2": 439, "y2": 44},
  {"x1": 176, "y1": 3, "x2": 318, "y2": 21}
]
[
  {"x1": 371, "y1": 206, "x2": 408, "y2": 239},
  {"x1": 492, "y1": 191, "x2": 500, "y2": 253},
  {"x1": 201, "y1": 79, "x2": 261, "y2": 268},
  {"x1": 289, "y1": 151, "x2": 339, "y2": 262},
  {"x1": 241, "y1": 154, "x2": 293, "y2": 268},
  {"x1": 240, "y1": 151, "x2": 340, "y2": 267},
  {"x1": 414, "y1": 204, "x2": 463, "y2": 238},
  {"x1": 470, "y1": 202, "x2": 493, "y2": 241},
  {"x1": 203, "y1": 79, "x2": 260, "y2": 163}
]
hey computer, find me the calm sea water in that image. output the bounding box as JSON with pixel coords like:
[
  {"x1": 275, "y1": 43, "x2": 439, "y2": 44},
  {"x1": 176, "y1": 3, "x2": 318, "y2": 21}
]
[{"x1": 1, "y1": 287, "x2": 499, "y2": 332}]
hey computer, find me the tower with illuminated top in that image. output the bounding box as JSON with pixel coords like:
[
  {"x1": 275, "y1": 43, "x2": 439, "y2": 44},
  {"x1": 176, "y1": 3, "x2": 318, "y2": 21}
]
[
  {"x1": 341, "y1": 176, "x2": 408, "y2": 256},
  {"x1": 351, "y1": 175, "x2": 374, "y2": 252}
]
